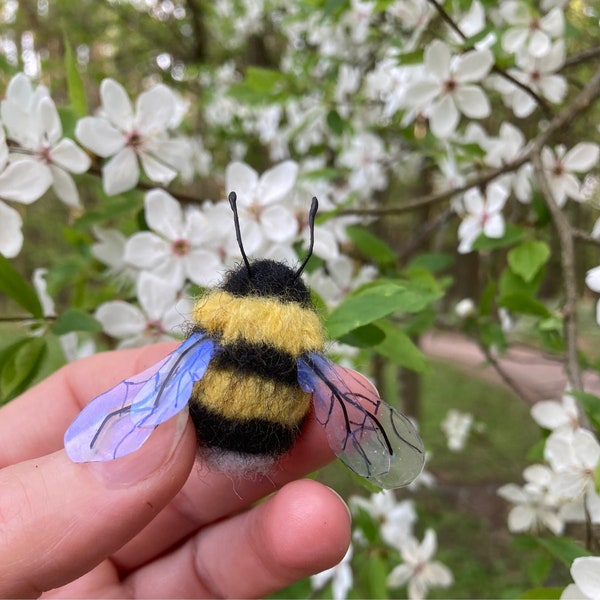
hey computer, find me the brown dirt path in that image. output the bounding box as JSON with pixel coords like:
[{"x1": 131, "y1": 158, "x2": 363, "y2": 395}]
[{"x1": 420, "y1": 331, "x2": 600, "y2": 403}]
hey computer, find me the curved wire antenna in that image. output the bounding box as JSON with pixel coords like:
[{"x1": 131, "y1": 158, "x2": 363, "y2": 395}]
[
  {"x1": 228, "y1": 191, "x2": 252, "y2": 278},
  {"x1": 295, "y1": 196, "x2": 319, "y2": 279}
]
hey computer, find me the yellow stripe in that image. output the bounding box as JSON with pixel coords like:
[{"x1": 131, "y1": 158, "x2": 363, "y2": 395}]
[
  {"x1": 192, "y1": 368, "x2": 312, "y2": 425},
  {"x1": 192, "y1": 290, "x2": 324, "y2": 356}
]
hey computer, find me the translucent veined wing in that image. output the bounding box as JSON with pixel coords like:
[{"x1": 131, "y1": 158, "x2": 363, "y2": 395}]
[
  {"x1": 64, "y1": 332, "x2": 215, "y2": 462},
  {"x1": 297, "y1": 352, "x2": 425, "y2": 489}
]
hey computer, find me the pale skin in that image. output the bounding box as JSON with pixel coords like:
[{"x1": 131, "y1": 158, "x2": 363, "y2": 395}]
[{"x1": 0, "y1": 342, "x2": 352, "y2": 598}]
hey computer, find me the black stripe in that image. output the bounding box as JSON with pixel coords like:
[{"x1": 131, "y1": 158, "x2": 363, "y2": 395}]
[
  {"x1": 189, "y1": 401, "x2": 301, "y2": 456},
  {"x1": 212, "y1": 340, "x2": 298, "y2": 385}
]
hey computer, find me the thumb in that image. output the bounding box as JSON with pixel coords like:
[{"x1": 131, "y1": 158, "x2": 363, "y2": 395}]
[{"x1": 0, "y1": 413, "x2": 196, "y2": 598}]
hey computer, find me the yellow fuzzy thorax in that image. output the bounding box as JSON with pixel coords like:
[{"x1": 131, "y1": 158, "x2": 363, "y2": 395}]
[
  {"x1": 193, "y1": 368, "x2": 311, "y2": 424},
  {"x1": 192, "y1": 290, "x2": 325, "y2": 356}
]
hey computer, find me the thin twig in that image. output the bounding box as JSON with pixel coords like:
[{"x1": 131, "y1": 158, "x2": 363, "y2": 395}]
[
  {"x1": 476, "y1": 338, "x2": 532, "y2": 403},
  {"x1": 531, "y1": 150, "x2": 582, "y2": 391}
]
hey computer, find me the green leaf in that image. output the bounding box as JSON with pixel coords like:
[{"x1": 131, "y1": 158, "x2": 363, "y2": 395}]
[
  {"x1": 499, "y1": 265, "x2": 546, "y2": 297},
  {"x1": 346, "y1": 226, "x2": 397, "y2": 267},
  {"x1": 64, "y1": 36, "x2": 88, "y2": 117},
  {"x1": 372, "y1": 320, "x2": 429, "y2": 372},
  {"x1": 526, "y1": 552, "x2": 552, "y2": 587},
  {"x1": 535, "y1": 536, "x2": 591, "y2": 567},
  {"x1": 569, "y1": 391, "x2": 600, "y2": 431},
  {"x1": 326, "y1": 109, "x2": 346, "y2": 136},
  {"x1": 366, "y1": 555, "x2": 389, "y2": 599},
  {"x1": 407, "y1": 252, "x2": 453, "y2": 273},
  {"x1": 0, "y1": 255, "x2": 44, "y2": 318},
  {"x1": 471, "y1": 223, "x2": 525, "y2": 251},
  {"x1": 498, "y1": 292, "x2": 552, "y2": 318},
  {"x1": 508, "y1": 241, "x2": 551, "y2": 283},
  {"x1": 326, "y1": 281, "x2": 441, "y2": 338},
  {"x1": 338, "y1": 323, "x2": 386, "y2": 348},
  {"x1": 479, "y1": 280, "x2": 497, "y2": 316},
  {"x1": 519, "y1": 588, "x2": 563, "y2": 599},
  {"x1": 478, "y1": 319, "x2": 507, "y2": 352},
  {"x1": 52, "y1": 308, "x2": 102, "y2": 335},
  {"x1": 0, "y1": 336, "x2": 48, "y2": 402}
]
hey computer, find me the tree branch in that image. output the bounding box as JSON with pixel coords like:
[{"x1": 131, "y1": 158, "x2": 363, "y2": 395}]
[{"x1": 531, "y1": 150, "x2": 582, "y2": 391}]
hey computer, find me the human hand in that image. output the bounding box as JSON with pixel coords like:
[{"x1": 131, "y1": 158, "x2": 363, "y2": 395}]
[{"x1": 0, "y1": 343, "x2": 351, "y2": 598}]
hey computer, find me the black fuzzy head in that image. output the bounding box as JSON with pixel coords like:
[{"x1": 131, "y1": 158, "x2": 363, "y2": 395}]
[{"x1": 221, "y1": 259, "x2": 312, "y2": 306}]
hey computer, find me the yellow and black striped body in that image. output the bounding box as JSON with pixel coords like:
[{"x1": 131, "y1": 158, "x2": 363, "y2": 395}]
[{"x1": 189, "y1": 259, "x2": 325, "y2": 458}]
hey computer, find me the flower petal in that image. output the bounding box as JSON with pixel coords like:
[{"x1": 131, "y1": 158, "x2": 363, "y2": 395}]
[
  {"x1": 226, "y1": 161, "x2": 259, "y2": 205},
  {"x1": 260, "y1": 205, "x2": 298, "y2": 242},
  {"x1": 136, "y1": 271, "x2": 178, "y2": 320},
  {"x1": 455, "y1": 49, "x2": 494, "y2": 82},
  {"x1": 144, "y1": 189, "x2": 184, "y2": 240},
  {"x1": 135, "y1": 84, "x2": 177, "y2": 135},
  {"x1": 0, "y1": 159, "x2": 52, "y2": 204},
  {"x1": 95, "y1": 300, "x2": 145, "y2": 338},
  {"x1": 425, "y1": 40, "x2": 451, "y2": 79},
  {"x1": 100, "y1": 78, "x2": 134, "y2": 130},
  {"x1": 502, "y1": 28, "x2": 529, "y2": 54},
  {"x1": 124, "y1": 231, "x2": 170, "y2": 269},
  {"x1": 102, "y1": 147, "x2": 139, "y2": 195},
  {"x1": 75, "y1": 117, "x2": 126, "y2": 157},
  {"x1": 0, "y1": 201, "x2": 23, "y2": 258},
  {"x1": 585, "y1": 266, "x2": 600, "y2": 293},
  {"x1": 455, "y1": 85, "x2": 491, "y2": 118},
  {"x1": 571, "y1": 556, "x2": 600, "y2": 600},
  {"x1": 430, "y1": 95, "x2": 459, "y2": 138},
  {"x1": 184, "y1": 249, "x2": 222, "y2": 287},
  {"x1": 563, "y1": 143, "x2": 600, "y2": 172},
  {"x1": 257, "y1": 160, "x2": 299, "y2": 205},
  {"x1": 529, "y1": 30, "x2": 551, "y2": 58},
  {"x1": 49, "y1": 138, "x2": 91, "y2": 173},
  {"x1": 38, "y1": 96, "x2": 62, "y2": 144},
  {"x1": 138, "y1": 150, "x2": 178, "y2": 185},
  {"x1": 49, "y1": 165, "x2": 81, "y2": 207}
]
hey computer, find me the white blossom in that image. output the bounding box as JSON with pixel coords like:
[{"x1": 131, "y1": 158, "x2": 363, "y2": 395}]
[
  {"x1": 0, "y1": 126, "x2": 52, "y2": 257},
  {"x1": 586, "y1": 265, "x2": 600, "y2": 326},
  {"x1": 441, "y1": 409, "x2": 474, "y2": 451},
  {"x1": 457, "y1": 183, "x2": 508, "y2": 254},
  {"x1": 350, "y1": 491, "x2": 417, "y2": 547},
  {"x1": 498, "y1": 464, "x2": 564, "y2": 534},
  {"x1": 1, "y1": 73, "x2": 90, "y2": 207},
  {"x1": 75, "y1": 78, "x2": 189, "y2": 195},
  {"x1": 387, "y1": 529, "x2": 453, "y2": 600},
  {"x1": 124, "y1": 189, "x2": 222, "y2": 290},
  {"x1": 455, "y1": 298, "x2": 476, "y2": 318},
  {"x1": 95, "y1": 271, "x2": 192, "y2": 348},
  {"x1": 531, "y1": 393, "x2": 581, "y2": 432},
  {"x1": 310, "y1": 544, "x2": 353, "y2": 600},
  {"x1": 541, "y1": 143, "x2": 600, "y2": 206},
  {"x1": 401, "y1": 40, "x2": 494, "y2": 138},
  {"x1": 225, "y1": 160, "x2": 299, "y2": 250},
  {"x1": 493, "y1": 39, "x2": 566, "y2": 118},
  {"x1": 338, "y1": 132, "x2": 389, "y2": 195},
  {"x1": 545, "y1": 428, "x2": 600, "y2": 504},
  {"x1": 499, "y1": 2, "x2": 564, "y2": 58},
  {"x1": 561, "y1": 557, "x2": 600, "y2": 600}
]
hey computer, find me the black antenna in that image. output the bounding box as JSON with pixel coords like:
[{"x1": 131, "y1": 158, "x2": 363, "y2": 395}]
[
  {"x1": 228, "y1": 191, "x2": 252, "y2": 277},
  {"x1": 295, "y1": 196, "x2": 319, "y2": 279}
]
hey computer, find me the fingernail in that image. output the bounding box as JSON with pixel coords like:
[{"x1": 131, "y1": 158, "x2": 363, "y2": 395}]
[
  {"x1": 326, "y1": 485, "x2": 352, "y2": 522},
  {"x1": 92, "y1": 409, "x2": 189, "y2": 487}
]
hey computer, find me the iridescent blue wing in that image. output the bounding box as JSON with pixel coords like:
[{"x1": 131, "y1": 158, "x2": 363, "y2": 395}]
[
  {"x1": 64, "y1": 332, "x2": 215, "y2": 462},
  {"x1": 297, "y1": 352, "x2": 425, "y2": 489}
]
